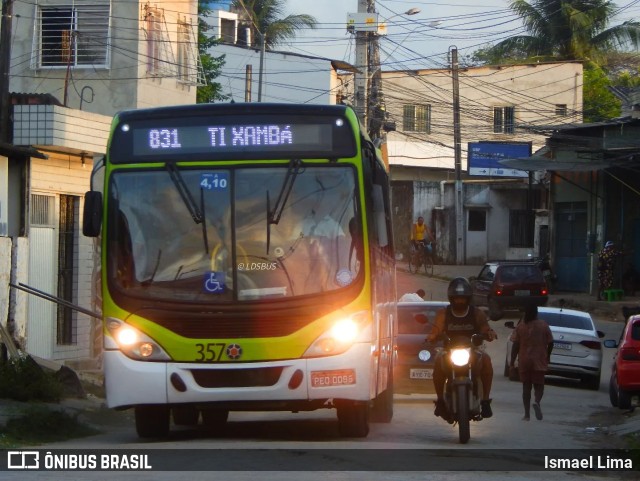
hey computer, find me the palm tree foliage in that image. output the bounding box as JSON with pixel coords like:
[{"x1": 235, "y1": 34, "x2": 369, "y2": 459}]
[
  {"x1": 482, "y1": 1, "x2": 640, "y2": 63},
  {"x1": 197, "y1": 2, "x2": 227, "y2": 103},
  {"x1": 231, "y1": 0, "x2": 317, "y2": 50}
]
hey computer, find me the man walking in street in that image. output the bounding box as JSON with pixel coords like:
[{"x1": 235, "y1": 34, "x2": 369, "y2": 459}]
[{"x1": 510, "y1": 305, "x2": 553, "y2": 421}]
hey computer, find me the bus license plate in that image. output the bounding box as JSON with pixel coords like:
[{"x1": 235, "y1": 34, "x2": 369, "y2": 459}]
[
  {"x1": 311, "y1": 369, "x2": 356, "y2": 387},
  {"x1": 554, "y1": 341, "x2": 572, "y2": 350},
  {"x1": 410, "y1": 368, "x2": 433, "y2": 379},
  {"x1": 514, "y1": 290, "x2": 530, "y2": 296}
]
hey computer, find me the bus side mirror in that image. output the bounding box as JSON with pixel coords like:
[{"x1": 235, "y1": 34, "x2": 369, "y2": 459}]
[{"x1": 83, "y1": 191, "x2": 103, "y2": 237}]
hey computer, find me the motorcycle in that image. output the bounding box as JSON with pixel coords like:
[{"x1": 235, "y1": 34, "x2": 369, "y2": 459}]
[{"x1": 421, "y1": 333, "x2": 487, "y2": 444}]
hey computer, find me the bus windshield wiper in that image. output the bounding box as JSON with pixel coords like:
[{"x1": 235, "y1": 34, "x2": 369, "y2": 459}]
[
  {"x1": 166, "y1": 163, "x2": 209, "y2": 254},
  {"x1": 166, "y1": 163, "x2": 203, "y2": 224},
  {"x1": 266, "y1": 159, "x2": 302, "y2": 254}
]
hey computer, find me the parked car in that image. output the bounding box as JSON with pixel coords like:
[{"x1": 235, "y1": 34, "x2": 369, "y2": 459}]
[
  {"x1": 505, "y1": 306, "x2": 604, "y2": 390},
  {"x1": 469, "y1": 261, "x2": 549, "y2": 321},
  {"x1": 394, "y1": 301, "x2": 449, "y2": 394},
  {"x1": 604, "y1": 314, "x2": 640, "y2": 409}
]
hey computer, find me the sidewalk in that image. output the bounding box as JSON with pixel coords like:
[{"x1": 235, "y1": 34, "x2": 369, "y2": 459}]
[{"x1": 398, "y1": 262, "x2": 640, "y2": 322}]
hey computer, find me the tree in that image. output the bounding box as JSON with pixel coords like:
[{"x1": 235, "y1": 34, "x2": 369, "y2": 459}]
[
  {"x1": 482, "y1": 1, "x2": 640, "y2": 63},
  {"x1": 231, "y1": 0, "x2": 317, "y2": 50},
  {"x1": 197, "y1": 2, "x2": 227, "y2": 103},
  {"x1": 583, "y1": 62, "x2": 621, "y2": 121},
  {"x1": 470, "y1": 1, "x2": 640, "y2": 121}
]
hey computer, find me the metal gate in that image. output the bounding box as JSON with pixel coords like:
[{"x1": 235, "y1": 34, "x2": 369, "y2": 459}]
[
  {"x1": 554, "y1": 202, "x2": 588, "y2": 292},
  {"x1": 26, "y1": 194, "x2": 57, "y2": 358}
]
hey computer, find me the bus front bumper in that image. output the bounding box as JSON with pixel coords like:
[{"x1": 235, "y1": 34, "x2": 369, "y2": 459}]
[{"x1": 104, "y1": 344, "x2": 375, "y2": 409}]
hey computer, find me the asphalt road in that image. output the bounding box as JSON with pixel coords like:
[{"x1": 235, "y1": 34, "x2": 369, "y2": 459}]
[{"x1": 3, "y1": 269, "x2": 637, "y2": 480}]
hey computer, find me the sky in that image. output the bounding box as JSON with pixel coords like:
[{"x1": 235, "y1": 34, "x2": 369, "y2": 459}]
[{"x1": 278, "y1": 0, "x2": 640, "y2": 70}]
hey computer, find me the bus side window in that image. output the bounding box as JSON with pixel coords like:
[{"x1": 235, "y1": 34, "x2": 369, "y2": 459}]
[{"x1": 372, "y1": 184, "x2": 388, "y2": 247}]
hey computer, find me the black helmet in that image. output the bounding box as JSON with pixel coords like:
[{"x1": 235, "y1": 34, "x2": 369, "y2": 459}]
[{"x1": 447, "y1": 277, "x2": 472, "y2": 299}]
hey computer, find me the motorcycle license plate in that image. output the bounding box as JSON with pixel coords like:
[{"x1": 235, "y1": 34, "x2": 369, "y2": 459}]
[
  {"x1": 543, "y1": 270, "x2": 551, "y2": 276},
  {"x1": 553, "y1": 341, "x2": 572, "y2": 350},
  {"x1": 410, "y1": 368, "x2": 433, "y2": 379},
  {"x1": 514, "y1": 289, "x2": 530, "y2": 296}
]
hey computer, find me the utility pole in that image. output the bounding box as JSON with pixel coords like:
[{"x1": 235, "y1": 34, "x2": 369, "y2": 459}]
[
  {"x1": 368, "y1": 22, "x2": 384, "y2": 140},
  {"x1": 451, "y1": 46, "x2": 464, "y2": 265},
  {"x1": 353, "y1": 0, "x2": 370, "y2": 127},
  {"x1": 258, "y1": 31, "x2": 265, "y2": 102},
  {"x1": 0, "y1": 0, "x2": 14, "y2": 143},
  {"x1": 245, "y1": 65, "x2": 252, "y2": 102}
]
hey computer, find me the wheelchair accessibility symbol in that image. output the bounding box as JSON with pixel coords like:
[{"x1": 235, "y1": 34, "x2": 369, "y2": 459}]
[{"x1": 204, "y1": 271, "x2": 226, "y2": 293}]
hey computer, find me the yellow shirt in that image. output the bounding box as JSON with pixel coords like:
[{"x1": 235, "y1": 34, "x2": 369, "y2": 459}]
[{"x1": 412, "y1": 223, "x2": 428, "y2": 241}]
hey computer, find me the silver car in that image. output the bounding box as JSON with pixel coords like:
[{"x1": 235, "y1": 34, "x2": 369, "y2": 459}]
[
  {"x1": 394, "y1": 301, "x2": 449, "y2": 395},
  {"x1": 505, "y1": 306, "x2": 604, "y2": 390}
]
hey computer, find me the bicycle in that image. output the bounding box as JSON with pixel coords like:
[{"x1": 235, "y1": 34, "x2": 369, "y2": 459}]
[{"x1": 408, "y1": 241, "x2": 434, "y2": 276}]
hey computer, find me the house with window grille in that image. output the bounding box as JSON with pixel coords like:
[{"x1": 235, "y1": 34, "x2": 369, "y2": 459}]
[
  {"x1": 1, "y1": 1, "x2": 203, "y2": 367},
  {"x1": 203, "y1": 7, "x2": 343, "y2": 104},
  {"x1": 375, "y1": 62, "x2": 584, "y2": 264}
]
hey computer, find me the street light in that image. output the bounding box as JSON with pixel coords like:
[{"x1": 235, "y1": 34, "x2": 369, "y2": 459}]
[{"x1": 377, "y1": 8, "x2": 421, "y2": 35}]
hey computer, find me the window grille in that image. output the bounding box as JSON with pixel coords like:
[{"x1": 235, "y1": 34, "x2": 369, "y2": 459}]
[
  {"x1": 402, "y1": 104, "x2": 431, "y2": 133},
  {"x1": 555, "y1": 104, "x2": 568, "y2": 116},
  {"x1": 176, "y1": 18, "x2": 206, "y2": 86},
  {"x1": 493, "y1": 106, "x2": 515, "y2": 134},
  {"x1": 32, "y1": 2, "x2": 111, "y2": 69},
  {"x1": 30, "y1": 194, "x2": 55, "y2": 227},
  {"x1": 143, "y1": 5, "x2": 177, "y2": 78}
]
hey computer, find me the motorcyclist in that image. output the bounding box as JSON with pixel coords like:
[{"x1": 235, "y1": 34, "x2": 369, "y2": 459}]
[{"x1": 427, "y1": 277, "x2": 497, "y2": 420}]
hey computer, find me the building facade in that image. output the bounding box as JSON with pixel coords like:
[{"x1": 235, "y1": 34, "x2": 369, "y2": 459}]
[
  {"x1": 1, "y1": 0, "x2": 202, "y2": 365},
  {"x1": 204, "y1": 8, "x2": 343, "y2": 104},
  {"x1": 376, "y1": 62, "x2": 584, "y2": 264}
]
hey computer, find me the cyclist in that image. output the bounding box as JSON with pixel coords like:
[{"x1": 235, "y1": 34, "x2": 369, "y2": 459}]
[{"x1": 410, "y1": 216, "x2": 435, "y2": 261}]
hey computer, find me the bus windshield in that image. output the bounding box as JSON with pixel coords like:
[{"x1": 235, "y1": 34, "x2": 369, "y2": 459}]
[{"x1": 108, "y1": 164, "x2": 362, "y2": 302}]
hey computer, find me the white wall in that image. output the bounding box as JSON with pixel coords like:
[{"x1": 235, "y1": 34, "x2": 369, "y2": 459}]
[
  {"x1": 213, "y1": 44, "x2": 338, "y2": 104},
  {"x1": 28, "y1": 152, "x2": 95, "y2": 360},
  {"x1": 0, "y1": 238, "x2": 10, "y2": 331},
  {"x1": 383, "y1": 62, "x2": 583, "y2": 171}
]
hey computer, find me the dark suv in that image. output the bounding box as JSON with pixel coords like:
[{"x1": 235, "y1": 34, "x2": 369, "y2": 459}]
[{"x1": 469, "y1": 261, "x2": 549, "y2": 321}]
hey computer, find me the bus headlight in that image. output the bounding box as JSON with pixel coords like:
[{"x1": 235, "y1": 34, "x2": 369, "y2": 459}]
[
  {"x1": 116, "y1": 327, "x2": 138, "y2": 346},
  {"x1": 303, "y1": 312, "x2": 370, "y2": 358},
  {"x1": 105, "y1": 318, "x2": 171, "y2": 361},
  {"x1": 330, "y1": 318, "x2": 359, "y2": 343}
]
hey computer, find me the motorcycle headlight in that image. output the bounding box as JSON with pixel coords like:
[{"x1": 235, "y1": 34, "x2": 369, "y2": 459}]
[{"x1": 450, "y1": 348, "x2": 471, "y2": 366}]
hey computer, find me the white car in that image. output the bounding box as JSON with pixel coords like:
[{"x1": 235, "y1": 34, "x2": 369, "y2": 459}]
[{"x1": 505, "y1": 306, "x2": 604, "y2": 390}]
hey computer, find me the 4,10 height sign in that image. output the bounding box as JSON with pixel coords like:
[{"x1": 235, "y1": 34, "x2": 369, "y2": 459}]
[{"x1": 467, "y1": 141, "x2": 531, "y2": 178}]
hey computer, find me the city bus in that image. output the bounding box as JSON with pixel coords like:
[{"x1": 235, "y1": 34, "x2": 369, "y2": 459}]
[{"x1": 83, "y1": 103, "x2": 397, "y2": 438}]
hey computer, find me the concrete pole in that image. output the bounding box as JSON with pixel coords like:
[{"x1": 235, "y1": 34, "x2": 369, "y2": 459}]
[
  {"x1": 245, "y1": 64, "x2": 252, "y2": 102},
  {"x1": 451, "y1": 47, "x2": 464, "y2": 265},
  {"x1": 353, "y1": 0, "x2": 369, "y2": 126},
  {"x1": 258, "y1": 31, "x2": 265, "y2": 102},
  {"x1": 0, "y1": 0, "x2": 14, "y2": 143}
]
